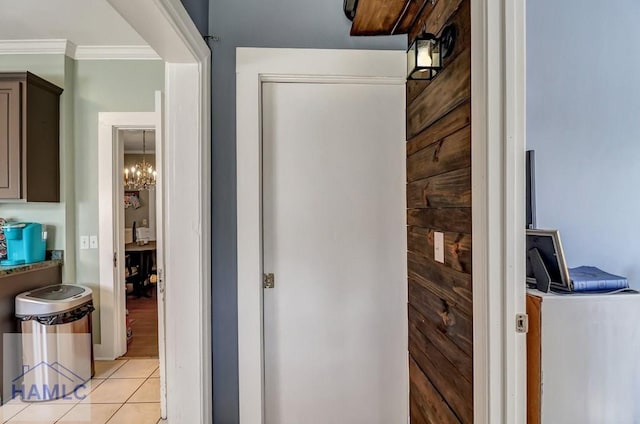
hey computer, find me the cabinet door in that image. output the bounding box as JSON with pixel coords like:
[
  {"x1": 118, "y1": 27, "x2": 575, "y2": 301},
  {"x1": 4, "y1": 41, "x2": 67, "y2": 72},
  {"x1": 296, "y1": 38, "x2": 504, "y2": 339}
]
[{"x1": 0, "y1": 82, "x2": 21, "y2": 199}]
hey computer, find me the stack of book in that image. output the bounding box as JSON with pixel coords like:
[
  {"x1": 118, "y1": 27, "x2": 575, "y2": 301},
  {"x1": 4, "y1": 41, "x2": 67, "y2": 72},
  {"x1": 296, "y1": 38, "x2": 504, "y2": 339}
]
[{"x1": 569, "y1": 266, "x2": 628, "y2": 292}]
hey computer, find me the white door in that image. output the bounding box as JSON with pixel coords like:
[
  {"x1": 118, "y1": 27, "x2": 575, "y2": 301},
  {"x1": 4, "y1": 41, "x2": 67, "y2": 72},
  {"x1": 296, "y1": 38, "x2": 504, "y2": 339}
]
[
  {"x1": 154, "y1": 91, "x2": 168, "y2": 418},
  {"x1": 262, "y1": 81, "x2": 407, "y2": 424}
]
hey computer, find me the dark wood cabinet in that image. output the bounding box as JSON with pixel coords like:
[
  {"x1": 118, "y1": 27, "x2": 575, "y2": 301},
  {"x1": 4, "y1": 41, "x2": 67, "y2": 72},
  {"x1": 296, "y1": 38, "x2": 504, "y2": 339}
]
[{"x1": 0, "y1": 72, "x2": 62, "y2": 202}]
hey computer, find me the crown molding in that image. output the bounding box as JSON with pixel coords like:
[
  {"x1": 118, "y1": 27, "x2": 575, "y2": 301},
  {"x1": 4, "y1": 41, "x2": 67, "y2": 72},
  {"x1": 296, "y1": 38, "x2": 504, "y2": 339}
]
[
  {"x1": 0, "y1": 39, "x2": 71, "y2": 55},
  {"x1": 0, "y1": 39, "x2": 159, "y2": 60},
  {"x1": 74, "y1": 45, "x2": 160, "y2": 60}
]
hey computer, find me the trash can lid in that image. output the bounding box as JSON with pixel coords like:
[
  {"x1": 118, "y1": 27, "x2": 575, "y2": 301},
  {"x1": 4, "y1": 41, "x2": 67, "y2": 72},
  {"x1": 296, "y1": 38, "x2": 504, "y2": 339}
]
[{"x1": 16, "y1": 284, "x2": 93, "y2": 317}]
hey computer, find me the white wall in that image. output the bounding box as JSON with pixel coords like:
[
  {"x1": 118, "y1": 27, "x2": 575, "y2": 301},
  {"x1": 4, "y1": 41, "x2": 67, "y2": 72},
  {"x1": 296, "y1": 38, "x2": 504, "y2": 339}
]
[{"x1": 527, "y1": 0, "x2": 640, "y2": 287}]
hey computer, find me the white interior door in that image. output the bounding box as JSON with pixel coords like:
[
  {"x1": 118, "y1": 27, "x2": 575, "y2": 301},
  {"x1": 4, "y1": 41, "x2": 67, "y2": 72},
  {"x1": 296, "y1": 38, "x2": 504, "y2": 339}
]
[
  {"x1": 154, "y1": 91, "x2": 168, "y2": 418},
  {"x1": 262, "y1": 81, "x2": 407, "y2": 424}
]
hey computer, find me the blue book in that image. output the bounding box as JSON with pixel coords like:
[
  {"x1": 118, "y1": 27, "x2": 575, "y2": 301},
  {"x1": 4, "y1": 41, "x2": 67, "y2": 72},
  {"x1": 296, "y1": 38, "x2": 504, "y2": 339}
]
[{"x1": 569, "y1": 266, "x2": 628, "y2": 292}]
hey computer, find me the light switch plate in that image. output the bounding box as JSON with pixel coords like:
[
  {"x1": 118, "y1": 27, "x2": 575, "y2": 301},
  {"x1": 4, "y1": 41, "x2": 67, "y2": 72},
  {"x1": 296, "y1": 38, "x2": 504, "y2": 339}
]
[
  {"x1": 89, "y1": 235, "x2": 98, "y2": 249},
  {"x1": 434, "y1": 231, "x2": 445, "y2": 263},
  {"x1": 80, "y1": 236, "x2": 89, "y2": 250}
]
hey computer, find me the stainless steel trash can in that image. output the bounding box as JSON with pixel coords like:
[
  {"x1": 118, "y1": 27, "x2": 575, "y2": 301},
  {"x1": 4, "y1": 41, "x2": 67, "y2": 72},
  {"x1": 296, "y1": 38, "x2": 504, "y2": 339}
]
[{"x1": 14, "y1": 284, "x2": 94, "y2": 402}]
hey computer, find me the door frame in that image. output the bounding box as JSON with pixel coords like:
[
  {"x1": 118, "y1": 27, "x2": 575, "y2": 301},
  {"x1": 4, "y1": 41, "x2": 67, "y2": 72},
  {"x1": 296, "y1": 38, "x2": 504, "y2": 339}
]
[
  {"x1": 1, "y1": 0, "x2": 211, "y2": 421},
  {"x1": 98, "y1": 104, "x2": 168, "y2": 415},
  {"x1": 97, "y1": 111, "x2": 157, "y2": 362},
  {"x1": 105, "y1": 1, "x2": 212, "y2": 422},
  {"x1": 471, "y1": 0, "x2": 527, "y2": 423},
  {"x1": 236, "y1": 48, "x2": 406, "y2": 423}
]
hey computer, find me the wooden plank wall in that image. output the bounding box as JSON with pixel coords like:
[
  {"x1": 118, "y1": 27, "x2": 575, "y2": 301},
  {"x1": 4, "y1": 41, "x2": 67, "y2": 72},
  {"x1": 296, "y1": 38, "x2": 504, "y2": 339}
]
[{"x1": 406, "y1": 0, "x2": 473, "y2": 423}]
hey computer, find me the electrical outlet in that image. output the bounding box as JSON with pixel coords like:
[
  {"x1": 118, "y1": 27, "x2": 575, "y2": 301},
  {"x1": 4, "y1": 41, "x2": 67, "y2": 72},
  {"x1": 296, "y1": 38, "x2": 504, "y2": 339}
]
[
  {"x1": 90, "y1": 235, "x2": 98, "y2": 249},
  {"x1": 434, "y1": 231, "x2": 445, "y2": 263},
  {"x1": 80, "y1": 236, "x2": 89, "y2": 250}
]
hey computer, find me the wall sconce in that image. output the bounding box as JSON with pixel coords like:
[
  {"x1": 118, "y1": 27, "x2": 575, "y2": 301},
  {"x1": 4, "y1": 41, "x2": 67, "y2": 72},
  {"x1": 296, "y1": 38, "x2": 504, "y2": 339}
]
[
  {"x1": 407, "y1": 24, "x2": 457, "y2": 80},
  {"x1": 343, "y1": 0, "x2": 358, "y2": 21}
]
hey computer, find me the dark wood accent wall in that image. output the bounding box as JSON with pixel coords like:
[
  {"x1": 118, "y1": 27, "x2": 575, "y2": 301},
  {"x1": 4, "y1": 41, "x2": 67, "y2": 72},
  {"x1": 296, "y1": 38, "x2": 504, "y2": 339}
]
[{"x1": 406, "y1": 1, "x2": 472, "y2": 423}]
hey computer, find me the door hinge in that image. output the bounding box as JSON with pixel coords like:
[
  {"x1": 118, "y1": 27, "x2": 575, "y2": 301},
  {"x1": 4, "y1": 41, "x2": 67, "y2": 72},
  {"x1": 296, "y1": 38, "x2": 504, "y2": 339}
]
[
  {"x1": 263, "y1": 273, "x2": 275, "y2": 289},
  {"x1": 516, "y1": 313, "x2": 528, "y2": 333},
  {"x1": 113, "y1": 252, "x2": 117, "y2": 268}
]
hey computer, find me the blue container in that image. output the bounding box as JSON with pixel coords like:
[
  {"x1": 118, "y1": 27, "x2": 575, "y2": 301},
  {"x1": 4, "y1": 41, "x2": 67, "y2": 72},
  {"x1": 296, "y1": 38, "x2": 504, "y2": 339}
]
[{"x1": 1, "y1": 223, "x2": 46, "y2": 266}]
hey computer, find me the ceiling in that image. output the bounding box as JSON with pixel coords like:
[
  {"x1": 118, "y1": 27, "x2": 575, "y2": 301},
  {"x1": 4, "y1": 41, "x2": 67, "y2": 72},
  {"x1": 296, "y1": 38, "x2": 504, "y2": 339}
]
[
  {"x1": 122, "y1": 130, "x2": 156, "y2": 153},
  {"x1": 0, "y1": 0, "x2": 147, "y2": 46}
]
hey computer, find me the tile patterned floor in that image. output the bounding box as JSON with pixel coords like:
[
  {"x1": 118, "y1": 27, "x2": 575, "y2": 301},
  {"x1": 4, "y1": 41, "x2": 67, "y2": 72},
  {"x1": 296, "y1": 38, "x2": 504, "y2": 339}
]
[{"x1": 0, "y1": 359, "x2": 161, "y2": 423}]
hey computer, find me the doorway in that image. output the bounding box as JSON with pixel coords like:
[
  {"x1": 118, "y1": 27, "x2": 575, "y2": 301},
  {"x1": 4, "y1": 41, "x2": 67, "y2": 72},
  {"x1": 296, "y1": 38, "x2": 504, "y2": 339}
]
[
  {"x1": 97, "y1": 109, "x2": 167, "y2": 415},
  {"x1": 121, "y1": 129, "x2": 159, "y2": 359},
  {"x1": 236, "y1": 48, "x2": 407, "y2": 422}
]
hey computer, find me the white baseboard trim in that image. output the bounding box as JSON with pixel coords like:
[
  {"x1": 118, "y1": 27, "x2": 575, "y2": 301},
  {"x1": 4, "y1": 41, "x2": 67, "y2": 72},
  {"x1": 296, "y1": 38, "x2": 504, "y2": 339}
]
[{"x1": 93, "y1": 344, "x2": 116, "y2": 361}]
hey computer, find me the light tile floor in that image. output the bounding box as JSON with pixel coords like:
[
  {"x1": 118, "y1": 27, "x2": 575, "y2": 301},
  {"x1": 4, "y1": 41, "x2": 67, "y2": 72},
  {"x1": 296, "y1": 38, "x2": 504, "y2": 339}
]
[{"x1": 0, "y1": 359, "x2": 161, "y2": 424}]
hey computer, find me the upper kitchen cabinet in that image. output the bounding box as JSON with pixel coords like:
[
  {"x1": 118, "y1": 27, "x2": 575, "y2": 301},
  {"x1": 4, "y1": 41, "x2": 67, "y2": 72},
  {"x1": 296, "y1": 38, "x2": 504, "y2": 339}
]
[{"x1": 0, "y1": 72, "x2": 62, "y2": 202}]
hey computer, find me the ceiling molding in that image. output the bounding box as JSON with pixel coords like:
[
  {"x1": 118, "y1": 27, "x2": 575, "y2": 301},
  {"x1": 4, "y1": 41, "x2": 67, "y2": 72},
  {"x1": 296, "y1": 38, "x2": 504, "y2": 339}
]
[
  {"x1": 0, "y1": 39, "x2": 159, "y2": 60},
  {"x1": 65, "y1": 41, "x2": 78, "y2": 57},
  {"x1": 0, "y1": 39, "x2": 69, "y2": 55},
  {"x1": 74, "y1": 45, "x2": 160, "y2": 60}
]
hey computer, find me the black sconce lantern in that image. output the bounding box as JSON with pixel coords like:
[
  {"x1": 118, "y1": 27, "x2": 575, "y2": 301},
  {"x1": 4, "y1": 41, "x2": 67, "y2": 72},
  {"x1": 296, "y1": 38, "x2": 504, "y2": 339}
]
[
  {"x1": 343, "y1": 0, "x2": 359, "y2": 21},
  {"x1": 407, "y1": 24, "x2": 457, "y2": 80}
]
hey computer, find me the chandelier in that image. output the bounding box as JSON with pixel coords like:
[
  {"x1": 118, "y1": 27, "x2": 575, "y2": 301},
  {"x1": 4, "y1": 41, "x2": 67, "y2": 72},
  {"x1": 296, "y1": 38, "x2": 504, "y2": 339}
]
[{"x1": 124, "y1": 130, "x2": 156, "y2": 190}]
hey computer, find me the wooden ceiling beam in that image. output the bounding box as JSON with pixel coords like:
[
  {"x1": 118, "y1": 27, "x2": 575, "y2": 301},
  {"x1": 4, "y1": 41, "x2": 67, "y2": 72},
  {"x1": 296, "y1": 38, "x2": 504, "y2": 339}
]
[
  {"x1": 349, "y1": 0, "x2": 437, "y2": 36},
  {"x1": 393, "y1": 0, "x2": 430, "y2": 35},
  {"x1": 350, "y1": 0, "x2": 432, "y2": 36},
  {"x1": 350, "y1": 0, "x2": 407, "y2": 36}
]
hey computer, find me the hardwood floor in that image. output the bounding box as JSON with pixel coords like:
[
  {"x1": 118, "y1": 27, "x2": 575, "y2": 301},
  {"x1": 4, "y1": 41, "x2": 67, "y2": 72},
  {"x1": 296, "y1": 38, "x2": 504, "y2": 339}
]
[{"x1": 123, "y1": 285, "x2": 159, "y2": 358}]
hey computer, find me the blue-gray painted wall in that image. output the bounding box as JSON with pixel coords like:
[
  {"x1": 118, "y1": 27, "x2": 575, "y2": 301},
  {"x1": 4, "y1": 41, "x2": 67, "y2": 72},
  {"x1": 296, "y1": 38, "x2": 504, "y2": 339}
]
[
  {"x1": 207, "y1": 1, "x2": 405, "y2": 422},
  {"x1": 527, "y1": 0, "x2": 640, "y2": 287},
  {"x1": 181, "y1": 0, "x2": 209, "y2": 35}
]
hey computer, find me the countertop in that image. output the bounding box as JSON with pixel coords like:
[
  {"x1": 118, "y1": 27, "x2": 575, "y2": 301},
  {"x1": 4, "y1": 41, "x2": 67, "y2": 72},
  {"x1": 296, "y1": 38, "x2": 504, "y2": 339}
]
[{"x1": 0, "y1": 260, "x2": 62, "y2": 278}]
